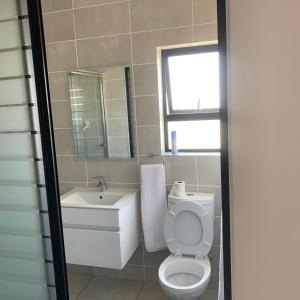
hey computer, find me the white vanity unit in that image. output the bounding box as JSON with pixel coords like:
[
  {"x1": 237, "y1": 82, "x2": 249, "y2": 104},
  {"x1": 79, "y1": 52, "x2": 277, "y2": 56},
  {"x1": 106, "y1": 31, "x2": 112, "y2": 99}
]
[{"x1": 61, "y1": 188, "x2": 140, "y2": 269}]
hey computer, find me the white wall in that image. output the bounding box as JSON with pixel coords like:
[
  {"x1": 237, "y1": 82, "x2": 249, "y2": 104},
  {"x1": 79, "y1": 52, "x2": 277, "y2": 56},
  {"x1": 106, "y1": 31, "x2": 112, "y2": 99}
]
[{"x1": 228, "y1": 0, "x2": 300, "y2": 299}]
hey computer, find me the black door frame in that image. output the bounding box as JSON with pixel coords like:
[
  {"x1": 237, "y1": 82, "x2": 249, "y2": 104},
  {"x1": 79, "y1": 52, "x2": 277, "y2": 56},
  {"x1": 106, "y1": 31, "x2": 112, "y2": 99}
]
[
  {"x1": 26, "y1": 1, "x2": 69, "y2": 299},
  {"x1": 26, "y1": 0, "x2": 231, "y2": 299},
  {"x1": 217, "y1": 1, "x2": 232, "y2": 299}
]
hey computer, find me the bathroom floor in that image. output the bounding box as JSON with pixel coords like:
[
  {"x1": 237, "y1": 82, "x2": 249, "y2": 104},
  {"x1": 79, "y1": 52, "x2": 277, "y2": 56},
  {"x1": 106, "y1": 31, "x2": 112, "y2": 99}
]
[{"x1": 68, "y1": 273, "x2": 218, "y2": 300}]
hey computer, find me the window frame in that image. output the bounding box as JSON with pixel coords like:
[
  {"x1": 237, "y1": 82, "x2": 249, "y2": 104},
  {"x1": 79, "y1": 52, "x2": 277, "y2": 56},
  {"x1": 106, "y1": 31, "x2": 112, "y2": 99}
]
[{"x1": 161, "y1": 44, "x2": 220, "y2": 153}]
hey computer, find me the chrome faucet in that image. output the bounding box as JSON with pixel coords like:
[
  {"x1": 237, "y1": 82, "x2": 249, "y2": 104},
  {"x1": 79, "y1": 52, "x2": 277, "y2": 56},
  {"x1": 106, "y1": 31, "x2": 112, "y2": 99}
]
[{"x1": 93, "y1": 176, "x2": 106, "y2": 192}]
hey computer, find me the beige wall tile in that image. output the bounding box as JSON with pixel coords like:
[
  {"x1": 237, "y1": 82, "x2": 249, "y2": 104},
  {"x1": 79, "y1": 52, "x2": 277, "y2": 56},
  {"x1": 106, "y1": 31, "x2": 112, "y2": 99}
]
[
  {"x1": 135, "y1": 96, "x2": 160, "y2": 126},
  {"x1": 209, "y1": 245, "x2": 220, "y2": 274},
  {"x1": 213, "y1": 216, "x2": 221, "y2": 245},
  {"x1": 197, "y1": 154, "x2": 221, "y2": 186},
  {"x1": 136, "y1": 126, "x2": 161, "y2": 156},
  {"x1": 193, "y1": 0, "x2": 217, "y2": 25},
  {"x1": 46, "y1": 41, "x2": 77, "y2": 72},
  {"x1": 132, "y1": 27, "x2": 193, "y2": 64},
  {"x1": 74, "y1": 0, "x2": 124, "y2": 9},
  {"x1": 87, "y1": 159, "x2": 139, "y2": 183},
  {"x1": 130, "y1": 0, "x2": 192, "y2": 32},
  {"x1": 164, "y1": 155, "x2": 197, "y2": 185},
  {"x1": 106, "y1": 118, "x2": 129, "y2": 136},
  {"x1": 198, "y1": 185, "x2": 222, "y2": 216},
  {"x1": 193, "y1": 23, "x2": 218, "y2": 42},
  {"x1": 133, "y1": 64, "x2": 158, "y2": 96},
  {"x1": 52, "y1": 101, "x2": 72, "y2": 129},
  {"x1": 42, "y1": 0, "x2": 72, "y2": 13},
  {"x1": 103, "y1": 80, "x2": 126, "y2": 99},
  {"x1": 43, "y1": 11, "x2": 75, "y2": 43},
  {"x1": 59, "y1": 182, "x2": 87, "y2": 195},
  {"x1": 56, "y1": 156, "x2": 87, "y2": 182},
  {"x1": 105, "y1": 100, "x2": 128, "y2": 118},
  {"x1": 54, "y1": 129, "x2": 75, "y2": 155},
  {"x1": 74, "y1": 2, "x2": 130, "y2": 39},
  {"x1": 77, "y1": 35, "x2": 131, "y2": 67},
  {"x1": 48, "y1": 72, "x2": 69, "y2": 100}
]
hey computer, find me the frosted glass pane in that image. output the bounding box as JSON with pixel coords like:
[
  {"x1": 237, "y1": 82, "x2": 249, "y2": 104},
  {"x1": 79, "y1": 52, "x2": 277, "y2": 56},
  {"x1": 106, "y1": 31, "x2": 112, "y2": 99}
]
[
  {"x1": 0, "y1": 186, "x2": 39, "y2": 209},
  {"x1": 0, "y1": 257, "x2": 48, "y2": 282},
  {"x1": 0, "y1": 279, "x2": 50, "y2": 300},
  {"x1": 0, "y1": 134, "x2": 33, "y2": 157},
  {"x1": 0, "y1": 78, "x2": 32, "y2": 105},
  {"x1": 0, "y1": 0, "x2": 18, "y2": 20},
  {"x1": 0, "y1": 211, "x2": 41, "y2": 235},
  {"x1": 0, "y1": 161, "x2": 37, "y2": 182},
  {"x1": 0, "y1": 106, "x2": 31, "y2": 132},
  {"x1": 0, "y1": 234, "x2": 45, "y2": 260},
  {"x1": 0, "y1": 20, "x2": 30, "y2": 49},
  {"x1": 0, "y1": 50, "x2": 26, "y2": 77}
]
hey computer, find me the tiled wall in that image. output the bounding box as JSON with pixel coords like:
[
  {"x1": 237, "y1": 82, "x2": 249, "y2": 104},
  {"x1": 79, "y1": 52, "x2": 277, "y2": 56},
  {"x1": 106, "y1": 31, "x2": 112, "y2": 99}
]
[{"x1": 41, "y1": 0, "x2": 220, "y2": 289}]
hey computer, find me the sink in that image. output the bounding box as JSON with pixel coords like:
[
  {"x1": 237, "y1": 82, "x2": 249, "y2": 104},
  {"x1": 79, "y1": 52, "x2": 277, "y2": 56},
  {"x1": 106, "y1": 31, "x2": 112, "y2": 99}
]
[
  {"x1": 60, "y1": 188, "x2": 140, "y2": 269},
  {"x1": 61, "y1": 189, "x2": 132, "y2": 209}
]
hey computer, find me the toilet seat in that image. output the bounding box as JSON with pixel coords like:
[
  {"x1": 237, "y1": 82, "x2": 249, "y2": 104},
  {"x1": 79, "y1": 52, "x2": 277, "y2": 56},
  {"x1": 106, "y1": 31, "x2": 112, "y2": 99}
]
[
  {"x1": 159, "y1": 255, "x2": 211, "y2": 299},
  {"x1": 164, "y1": 201, "x2": 213, "y2": 257}
]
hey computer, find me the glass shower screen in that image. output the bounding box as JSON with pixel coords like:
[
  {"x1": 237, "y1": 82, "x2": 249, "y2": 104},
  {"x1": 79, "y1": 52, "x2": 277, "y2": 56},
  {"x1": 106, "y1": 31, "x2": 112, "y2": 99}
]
[{"x1": 0, "y1": 1, "x2": 64, "y2": 299}]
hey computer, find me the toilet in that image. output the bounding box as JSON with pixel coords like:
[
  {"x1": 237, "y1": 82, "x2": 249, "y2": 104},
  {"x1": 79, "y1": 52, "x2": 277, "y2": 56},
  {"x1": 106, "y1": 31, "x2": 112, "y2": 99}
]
[{"x1": 158, "y1": 186, "x2": 215, "y2": 299}]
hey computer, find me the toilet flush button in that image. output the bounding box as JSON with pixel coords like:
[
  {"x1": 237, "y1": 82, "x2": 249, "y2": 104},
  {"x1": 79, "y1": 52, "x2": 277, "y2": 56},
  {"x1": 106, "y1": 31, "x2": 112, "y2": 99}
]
[{"x1": 169, "y1": 210, "x2": 176, "y2": 216}]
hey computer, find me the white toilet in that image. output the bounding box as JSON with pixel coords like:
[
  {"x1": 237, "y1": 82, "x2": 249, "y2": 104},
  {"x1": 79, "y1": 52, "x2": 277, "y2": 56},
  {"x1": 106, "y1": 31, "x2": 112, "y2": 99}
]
[{"x1": 158, "y1": 186, "x2": 215, "y2": 299}]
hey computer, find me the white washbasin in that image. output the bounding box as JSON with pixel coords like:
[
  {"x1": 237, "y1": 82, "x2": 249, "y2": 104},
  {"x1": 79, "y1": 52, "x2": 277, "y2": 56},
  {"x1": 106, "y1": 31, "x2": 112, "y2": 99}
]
[
  {"x1": 61, "y1": 188, "x2": 136, "y2": 209},
  {"x1": 60, "y1": 187, "x2": 140, "y2": 269}
]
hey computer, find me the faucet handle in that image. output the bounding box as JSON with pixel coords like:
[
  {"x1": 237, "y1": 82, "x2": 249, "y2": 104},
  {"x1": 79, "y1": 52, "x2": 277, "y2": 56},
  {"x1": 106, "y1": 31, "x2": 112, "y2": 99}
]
[{"x1": 92, "y1": 176, "x2": 105, "y2": 182}]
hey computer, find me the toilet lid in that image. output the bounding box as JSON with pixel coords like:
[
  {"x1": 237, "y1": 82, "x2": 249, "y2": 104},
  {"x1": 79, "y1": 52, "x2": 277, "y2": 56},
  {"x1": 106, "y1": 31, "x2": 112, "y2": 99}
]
[{"x1": 164, "y1": 201, "x2": 213, "y2": 256}]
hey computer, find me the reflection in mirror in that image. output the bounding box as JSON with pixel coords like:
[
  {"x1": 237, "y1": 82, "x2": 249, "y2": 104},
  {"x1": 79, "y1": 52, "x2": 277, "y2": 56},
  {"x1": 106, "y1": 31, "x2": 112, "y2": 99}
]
[{"x1": 69, "y1": 66, "x2": 133, "y2": 159}]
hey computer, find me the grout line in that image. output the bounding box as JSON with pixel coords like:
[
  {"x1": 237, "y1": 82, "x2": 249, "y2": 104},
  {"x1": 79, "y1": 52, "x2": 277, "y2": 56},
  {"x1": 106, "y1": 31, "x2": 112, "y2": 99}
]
[
  {"x1": 135, "y1": 282, "x2": 145, "y2": 300},
  {"x1": 73, "y1": 274, "x2": 94, "y2": 300},
  {"x1": 74, "y1": 0, "x2": 129, "y2": 10},
  {"x1": 42, "y1": 8, "x2": 73, "y2": 15},
  {"x1": 71, "y1": 0, "x2": 79, "y2": 67}
]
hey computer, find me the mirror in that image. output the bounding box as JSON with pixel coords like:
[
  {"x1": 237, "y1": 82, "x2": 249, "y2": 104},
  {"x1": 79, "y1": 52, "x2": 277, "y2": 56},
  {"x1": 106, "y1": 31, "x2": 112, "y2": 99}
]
[{"x1": 69, "y1": 66, "x2": 134, "y2": 159}]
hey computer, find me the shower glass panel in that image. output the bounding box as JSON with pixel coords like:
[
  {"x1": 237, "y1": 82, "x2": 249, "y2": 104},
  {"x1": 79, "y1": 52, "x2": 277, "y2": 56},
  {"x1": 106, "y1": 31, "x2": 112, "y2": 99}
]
[
  {"x1": 69, "y1": 71, "x2": 108, "y2": 159},
  {"x1": 0, "y1": 0, "x2": 58, "y2": 299}
]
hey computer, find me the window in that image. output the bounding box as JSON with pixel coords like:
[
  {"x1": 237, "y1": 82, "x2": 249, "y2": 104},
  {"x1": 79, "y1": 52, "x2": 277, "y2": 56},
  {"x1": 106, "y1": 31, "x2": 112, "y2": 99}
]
[{"x1": 161, "y1": 45, "x2": 220, "y2": 152}]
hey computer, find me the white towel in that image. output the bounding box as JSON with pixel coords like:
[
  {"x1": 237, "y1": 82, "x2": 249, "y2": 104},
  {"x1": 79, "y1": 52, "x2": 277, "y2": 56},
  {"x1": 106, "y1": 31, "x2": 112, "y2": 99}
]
[{"x1": 141, "y1": 164, "x2": 167, "y2": 252}]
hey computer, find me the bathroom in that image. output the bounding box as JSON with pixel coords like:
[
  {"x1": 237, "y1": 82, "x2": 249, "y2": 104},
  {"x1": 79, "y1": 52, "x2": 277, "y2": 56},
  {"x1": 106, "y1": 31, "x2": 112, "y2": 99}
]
[
  {"x1": 43, "y1": 0, "x2": 222, "y2": 299},
  {"x1": 0, "y1": 0, "x2": 225, "y2": 299}
]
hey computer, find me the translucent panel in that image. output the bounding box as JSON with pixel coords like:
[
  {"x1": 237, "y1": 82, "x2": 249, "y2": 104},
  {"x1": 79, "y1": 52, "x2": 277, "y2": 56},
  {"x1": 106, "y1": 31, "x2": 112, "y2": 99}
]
[
  {"x1": 0, "y1": 106, "x2": 31, "y2": 132},
  {"x1": 0, "y1": 78, "x2": 33, "y2": 105},
  {"x1": 0, "y1": 161, "x2": 37, "y2": 182},
  {"x1": 0, "y1": 0, "x2": 18, "y2": 20},
  {"x1": 0, "y1": 280, "x2": 50, "y2": 300},
  {"x1": 0, "y1": 186, "x2": 39, "y2": 209},
  {"x1": 0, "y1": 133, "x2": 33, "y2": 157},
  {"x1": 168, "y1": 52, "x2": 219, "y2": 111},
  {"x1": 168, "y1": 120, "x2": 220, "y2": 150},
  {"x1": 0, "y1": 50, "x2": 27, "y2": 77},
  {"x1": 0, "y1": 19, "x2": 30, "y2": 49},
  {"x1": 0, "y1": 210, "x2": 41, "y2": 235},
  {"x1": 0, "y1": 257, "x2": 48, "y2": 282},
  {"x1": 0, "y1": 234, "x2": 45, "y2": 260}
]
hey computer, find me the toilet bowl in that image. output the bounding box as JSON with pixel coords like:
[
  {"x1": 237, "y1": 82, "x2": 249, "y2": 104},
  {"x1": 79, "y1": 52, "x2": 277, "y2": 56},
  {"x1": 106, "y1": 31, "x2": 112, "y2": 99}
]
[
  {"x1": 159, "y1": 255, "x2": 211, "y2": 300},
  {"x1": 158, "y1": 189, "x2": 215, "y2": 299}
]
